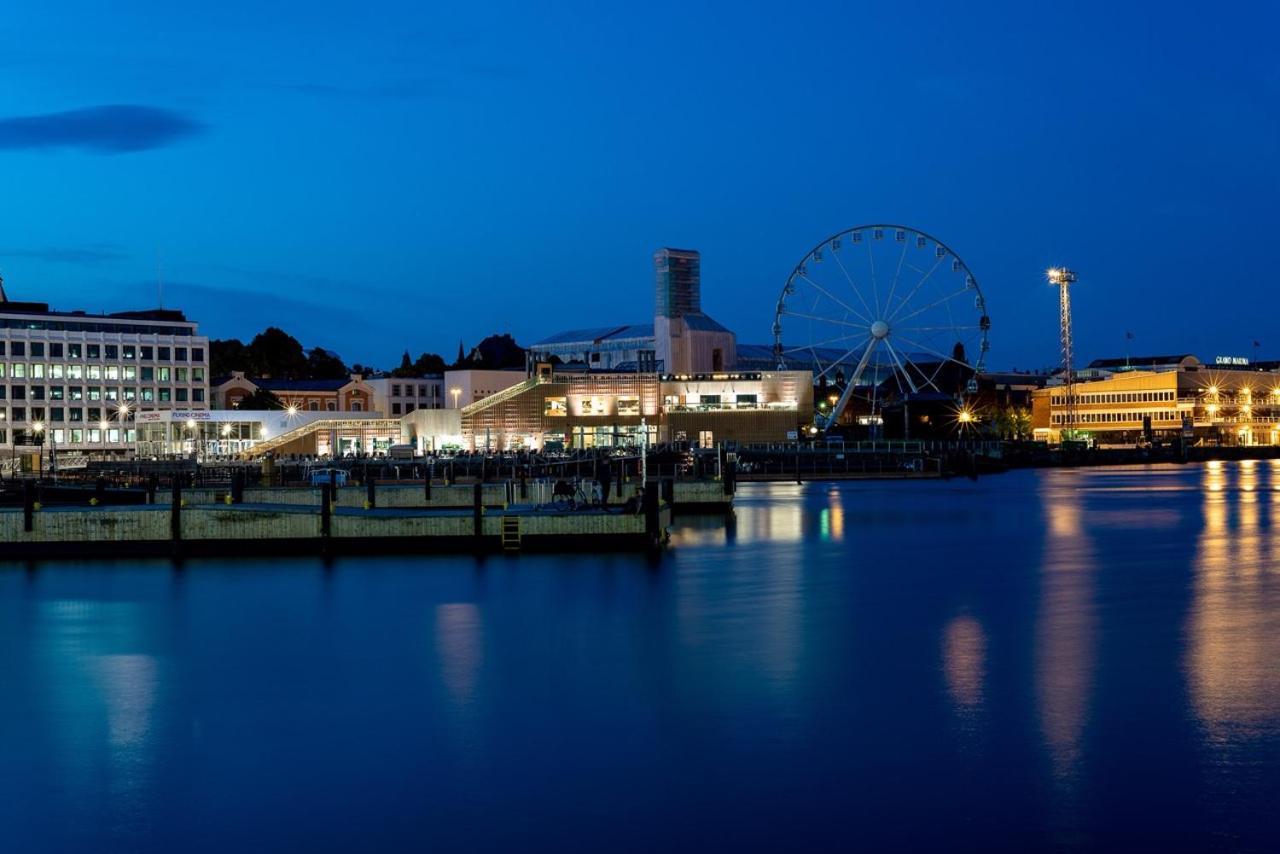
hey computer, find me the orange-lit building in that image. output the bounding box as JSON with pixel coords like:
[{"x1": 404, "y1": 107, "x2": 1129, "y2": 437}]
[{"x1": 214, "y1": 371, "x2": 374, "y2": 413}]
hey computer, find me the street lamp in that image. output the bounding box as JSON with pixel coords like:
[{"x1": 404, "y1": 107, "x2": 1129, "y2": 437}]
[
  {"x1": 32, "y1": 421, "x2": 45, "y2": 477},
  {"x1": 186, "y1": 418, "x2": 198, "y2": 460}
]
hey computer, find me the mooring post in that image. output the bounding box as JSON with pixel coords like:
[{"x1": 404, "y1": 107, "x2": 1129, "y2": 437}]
[
  {"x1": 796, "y1": 442, "x2": 802, "y2": 485},
  {"x1": 23, "y1": 479, "x2": 35, "y2": 532},
  {"x1": 147, "y1": 475, "x2": 158, "y2": 505},
  {"x1": 231, "y1": 470, "x2": 244, "y2": 504},
  {"x1": 170, "y1": 478, "x2": 183, "y2": 543},
  {"x1": 367, "y1": 476, "x2": 376, "y2": 509},
  {"x1": 320, "y1": 482, "x2": 332, "y2": 538},
  {"x1": 723, "y1": 458, "x2": 736, "y2": 497},
  {"x1": 95, "y1": 477, "x2": 106, "y2": 505},
  {"x1": 424, "y1": 464, "x2": 432, "y2": 503},
  {"x1": 644, "y1": 479, "x2": 659, "y2": 542},
  {"x1": 473, "y1": 482, "x2": 483, "y2": 542}
]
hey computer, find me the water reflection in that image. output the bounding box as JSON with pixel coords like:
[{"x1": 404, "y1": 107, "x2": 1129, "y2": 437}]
[
  {"x1": 1187, "y1": 460, "x2": 1280, "y2": 740},
  {"x1": 435, "y1": 603, "x2": 483, "y2": 706},
  {"x1": 1035, "y1": 472, "x2": 1097, "y2": 781},
  {"x1": 943, "y1": 615, "x2": 986, "y2": 715}
]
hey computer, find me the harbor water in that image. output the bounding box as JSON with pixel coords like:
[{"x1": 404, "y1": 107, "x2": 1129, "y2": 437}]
[{"x1": 2, "y1": 462, "x2": 1279, "y2": 851}]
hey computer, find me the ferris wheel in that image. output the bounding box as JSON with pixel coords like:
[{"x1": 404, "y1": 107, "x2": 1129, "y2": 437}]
[{"x1": 772, "y1": 224, "x2": 990, "y2": 429}]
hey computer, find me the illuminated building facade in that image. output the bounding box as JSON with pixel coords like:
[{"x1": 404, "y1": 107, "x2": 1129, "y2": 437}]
[
  {"x1": 0, "y1": 293, "x2": 209, "y2": 460},
  {"x1": 1032, "y1": 355, "x2": 1280, "y2": 445},
  {"x1": 214, "y1": 372, "x2": 373, "y2": 412},
  {"x1": 458, "y1": 368, "x2": 812, "y2": 451}
]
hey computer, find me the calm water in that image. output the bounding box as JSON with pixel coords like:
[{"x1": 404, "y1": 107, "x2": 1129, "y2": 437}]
[{"x1": 3, "y1": 463, "x2": 1280, "y2": 851}]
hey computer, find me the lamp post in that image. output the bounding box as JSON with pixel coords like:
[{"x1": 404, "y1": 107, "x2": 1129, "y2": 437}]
[
  {"x1": 186, "y1": 418, "x2": 198, "y2": 460},
  {"x1": 32, "y1": 421, "x2": 45, "y2": 478}
]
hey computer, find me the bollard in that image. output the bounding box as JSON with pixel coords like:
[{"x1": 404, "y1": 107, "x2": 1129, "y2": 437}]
[
  {"x1": 424, "y1": 469, "x2": 432, "y2": 503},
  {"x1": 320, "y1": 483, "x2": 332, "y2": 537},
  {"x1": 147, "y1": 475, "x2": 159, "y2": 505},
  {"x1": 95, "y1": 477, "x2": 107, "y2": 505},
  {"x1": 23, "y1": 479, "x2": 35, "y2": 532},
  {"x1": 170, "y1": 478, "x2": 183, "y2": 543},
  {"x1": 723, "y1": 458, "x2": 736, "y2": 496},
  {"x1": 231, "y1": 471, "x2": 244, "y2": 504},
  {"x1": 473, "y1": 482, "x2": 483, "y2": 542},
  {"x1": 367, "y1": 477, "x2": 376, "y2": 509},
  {"x1": 644, "y1": 479, "x2": 659, "y2": 542}
]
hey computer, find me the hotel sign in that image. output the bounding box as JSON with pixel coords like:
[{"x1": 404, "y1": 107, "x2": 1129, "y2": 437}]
[{"x1": 1214, "y1": 356, "x2": 1249, "y2": 366}]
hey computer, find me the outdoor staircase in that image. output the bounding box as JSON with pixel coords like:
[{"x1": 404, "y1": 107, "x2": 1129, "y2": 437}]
[
  {"x1": 460, "y1": 377, "x2": 542, "y2": 417},
  {"x1": 501, "y1": 515, "x2": 522, "y2": 551}
]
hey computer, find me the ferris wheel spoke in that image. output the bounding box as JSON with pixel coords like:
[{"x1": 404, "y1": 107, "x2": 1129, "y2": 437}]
[
  {"x1": 890, "y1": 286, "x2": 971, "y2": 328},
  {"x1": 828, "y1": 250, "x2": 877, "y2": 321},
  {"x1": 883, "y1": 338, "x2": 920, "y2": 395},
  {"x1": 894, "y1": 333, "x2": 975, "y2": 371},
  {"x1": 779, "y1": 309, "x2": 867, "y2": 329},
  {"x1": 887, "y1": 254, "x2": 948, "y2": 322},
  {"x1": 894, "y1": 324, "x2": 982, "y2": 334},
  {"x1": 781, "y1": 329, "x2": 867, "y2": 353},
  {"x1": 866, "y1": 241, "x2": 881, "y2": 316},
  {"x1": 881, "y1": 239, "x2": 910, "y2": 323},
  {"x1": 796, "y1": 274, "x2": 872, "y2": 325},
  {"x1": 814, "y1": 338, "x2": 871, "y2": 381}
]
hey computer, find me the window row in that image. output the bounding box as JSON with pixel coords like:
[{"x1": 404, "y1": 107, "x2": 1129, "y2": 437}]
[
  {"x1": 390, "y1": 402, "x2": 444, "y2": 415},
  {"x1": 1, "y1": 427, "x2": 137, "y2": 445},
  {"x1": 1, "y1": 405, "x2": 145, "y2": 425},
  {"x1": 1051, "y1": 410, "x2": 1181, "y2": 425},
  {"x1": 390, "y1": 384, "x2": 441, "y2": 398},
  {"x1": 0, "y1": 387, "x2": 205, "y2": 404},
  {"x1": 0, "y1": 364, "x2": 204, "y2": 382},
  {"x1": 1051, "y1": 390, "x2": 1176, "y2": 406},
  {"x1": 0, "y1": 342, "x2": 204, "y2": 361}
]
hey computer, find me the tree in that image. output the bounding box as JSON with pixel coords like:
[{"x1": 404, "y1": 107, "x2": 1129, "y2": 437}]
[
  {"x1": 393, "y1": 351, "x2": 414, "y2": 377},
  {"x1": 247, "y1": 327, "x2": 308, "y2": 379},
  {"x1": 237, "y1": 387, "x2": 284, "y2": 410},
  {"x1": 412, "y1": 352, "x2": 447, "y2": 374},
  {"x1": 210, "y1": 338, "x2": 250, "y2": 378},
  {"x1": 306, "y1": 347, "x2": 348, "y2": 380},
  {"x1": 470, "y1": 333, "x2": 526, "y2": 369}
]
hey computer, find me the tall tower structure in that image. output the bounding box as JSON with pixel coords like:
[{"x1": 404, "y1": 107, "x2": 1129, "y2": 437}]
[{"x1": 1048, "y1": 267, "x2": 1079, "y2": 436}]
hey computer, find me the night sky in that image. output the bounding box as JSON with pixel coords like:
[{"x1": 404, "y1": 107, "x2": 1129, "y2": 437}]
[{"x1": 2, "y1": 1, "x2": 1276, "y2": 370}]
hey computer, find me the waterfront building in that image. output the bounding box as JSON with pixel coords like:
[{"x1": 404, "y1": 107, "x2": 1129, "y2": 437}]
[
  {"x1": 441, "y1": 368, "x2": 526, "y2": 409},
  {"x1": 0, "y1": 291, "x2": 209, "y2": 460},
  {"x1": 529, "y1": 247, "x2": 736, "y2": 375},
  {"x1": 1032, "y1": 355, "x2": 1280, "y2": 445},
  {"x1": 458, "y1": 367, "x2": 813, "y2": 451},
  {"x1": 365, "y1": 375, "x2": 444, "y2": 416},
  {"x1": 135, "y1": 408, "x2": 336, "y2": 457},
  {"x1": 213, "y1": 371, "x2": 374, "y2": 412}
]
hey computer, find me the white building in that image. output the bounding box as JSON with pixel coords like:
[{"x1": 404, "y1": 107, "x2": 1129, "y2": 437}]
[
  {"x1": 0, "y1": 292, "x2": 209, "y2": 458},
  {"x1": 442, "y1": 368, "x2": 526, "y2": 409},
  {"x1": 365, "y1": 375, "x2": 445, "y2": 416}
]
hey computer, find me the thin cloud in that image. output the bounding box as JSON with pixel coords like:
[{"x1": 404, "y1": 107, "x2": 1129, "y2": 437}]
[
  {"x1": 0, "y1": 105, "x2": 203, "y2": 154},
  {"x1": 0, "y1": 244, "x2": 128, "y2": 266}
]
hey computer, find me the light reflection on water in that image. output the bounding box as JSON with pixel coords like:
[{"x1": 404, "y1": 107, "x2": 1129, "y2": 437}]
[
  {"x1": 1035, "y1": 471, "x2": 1097, "y2": 782},
  {"x1": 1187, "y1": 459, "x2": 1280, "y2": 742},
  {"x1": 4, "y1": 464, "x2": 1280, "y2": 849}
]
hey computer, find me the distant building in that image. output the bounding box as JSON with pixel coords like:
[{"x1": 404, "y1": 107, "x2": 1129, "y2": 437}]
[
  {"x1": 441, "y1": 368, "x2": 526, "y2": 409},
  {"x1": 529, "y1": 248, "x2": 736, "y2": 375},
  {"x1": 0, "y1": 290, "x2": 209, "y2": 462},
  {"x1": 365, "y1": 375, "x2": 444, "y2": 416},
  {"x1": 1032, "y1": 355, "x2": 1280, "y2": 445},
  {"x1": 213, "y1": 372, "x2": 373, "y2": 412}
]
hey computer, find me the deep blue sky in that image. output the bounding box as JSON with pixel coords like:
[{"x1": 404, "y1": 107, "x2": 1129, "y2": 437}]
[{"x1": 1, "y1": 1, "x2": 1276, "y2": 370}]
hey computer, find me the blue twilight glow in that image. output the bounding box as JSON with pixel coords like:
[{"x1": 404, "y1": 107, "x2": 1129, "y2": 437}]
[{"x1": 1, "y1": 1, "x2": 1277, "y2": 368}]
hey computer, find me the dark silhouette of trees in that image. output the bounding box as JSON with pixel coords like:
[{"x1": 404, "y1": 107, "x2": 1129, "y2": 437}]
[{"x1": 237, "y1": 388, "x2": 284, "y2": 410}]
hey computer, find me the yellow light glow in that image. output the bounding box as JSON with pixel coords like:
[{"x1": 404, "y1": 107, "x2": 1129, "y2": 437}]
[
  {"x1": 1207, "y1": 404, "x2": 1219, "y2": 415},
  {"x1": 959, "y1": 410, "x2": 974, "y2": 423},
  {"x1": 185, "y1": 419, "x2": 197, "y2": 430},
  {"x1": 32, "y1": 421, "x2": 45, "y2": 433},
  {"x1": 286, "y1": 405, "x2": 299, "y2": 417},
  {"x1": 1207, "y1": 385, "x2": 1219, "y2": 396}
]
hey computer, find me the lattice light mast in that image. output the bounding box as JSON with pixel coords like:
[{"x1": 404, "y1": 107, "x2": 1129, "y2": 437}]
[{"x1": 1048, "y1": 267, "x2": 1079, "y2": 437}]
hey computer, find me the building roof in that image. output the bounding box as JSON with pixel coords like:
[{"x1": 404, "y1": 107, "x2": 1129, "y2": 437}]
[
  {"x1": 531, "y1": 323, "x2": 655, "y2": 348},
  {"x1": 1086, "y1": 354, "x2": 1197, "y2": 370},
  {"x1": 681, "y1": 313, "x2": 732, "y2": 333},
  {"x1": 252, "y1": 377, "x2": 355, "y2": 392}
]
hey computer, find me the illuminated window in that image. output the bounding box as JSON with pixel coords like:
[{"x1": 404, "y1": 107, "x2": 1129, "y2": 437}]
[
  {"x1": 545, "y1": 397, "x2": 568, "y2": 417},
  {"x1": 617, "y1": 397, "x2": 640, "y2": 415}
]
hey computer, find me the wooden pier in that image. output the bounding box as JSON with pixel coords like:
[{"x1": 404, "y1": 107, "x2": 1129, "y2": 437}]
[{"x1": 0, "y1": 478, "x2": 696, "y2": 560}]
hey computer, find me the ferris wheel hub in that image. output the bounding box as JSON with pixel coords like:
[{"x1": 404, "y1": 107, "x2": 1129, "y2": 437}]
[{"x1": 870, "y1": 320, "x2": 890, "y2": 340}]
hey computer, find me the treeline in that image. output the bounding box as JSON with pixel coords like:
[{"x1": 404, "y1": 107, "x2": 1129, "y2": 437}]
[{"x1": 210, "y1": 328, "x2": 527, "y2": 380}]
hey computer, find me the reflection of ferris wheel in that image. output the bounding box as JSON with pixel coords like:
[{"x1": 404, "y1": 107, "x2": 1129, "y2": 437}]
[{"x1": 772, "y1": 224, "x2": 990, "y2": 429}]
